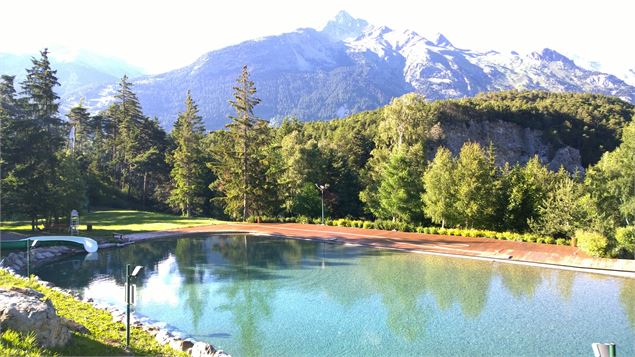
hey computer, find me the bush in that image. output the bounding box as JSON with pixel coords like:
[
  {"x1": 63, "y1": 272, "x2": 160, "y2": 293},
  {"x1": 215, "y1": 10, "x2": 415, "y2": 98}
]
[
  {"x1": 615, "y1": 226, "x2": 635, "y2": 255},
  {"x1": 523, "y1": 233, "x2": 536, "y2": 243},
  {"x1": 575, "y1": 230, "x2": 609, "y2": 257},
  {"x1": 429, "y1": 227, "x2": 438, "y2": 234},
  {"x1": 555, "y1": 238, "x2": 567, "y2": 245},
  {"x1": 536, "y1": 237, "x2": 545, "y2": 244},
  {"x1": 362, "y1": 221, "x2": 374, "y2": 229},
  {"x1": 544, "y1": 237, "x2": 556, "y2": 245}
]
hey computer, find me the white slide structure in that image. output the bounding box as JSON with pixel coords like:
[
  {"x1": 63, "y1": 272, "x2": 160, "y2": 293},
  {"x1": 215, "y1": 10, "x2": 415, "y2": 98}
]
[{"x1": 29, "y1": 236, "x2": 99, "y2": 253}]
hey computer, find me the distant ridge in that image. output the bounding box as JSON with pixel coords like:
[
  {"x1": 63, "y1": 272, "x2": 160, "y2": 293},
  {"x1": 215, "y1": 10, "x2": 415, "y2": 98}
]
[{"x1": 61, "y1": 11, "x2": 635, "y2": 130}]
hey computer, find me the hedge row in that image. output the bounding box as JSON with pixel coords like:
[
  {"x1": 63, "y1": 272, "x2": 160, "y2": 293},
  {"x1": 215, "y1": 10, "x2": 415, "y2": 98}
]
[{"x1": 244, "y1": 216, "x2": 569, "y2": 246}]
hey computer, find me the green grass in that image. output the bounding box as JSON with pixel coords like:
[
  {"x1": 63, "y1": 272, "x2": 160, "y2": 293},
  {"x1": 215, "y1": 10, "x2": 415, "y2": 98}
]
[
  {"x1": 1, "y1": 210, "x2": 226, "y2": 239},
  {"x1": 0, "y1": 269, "x2": 187, "y2": 356}
]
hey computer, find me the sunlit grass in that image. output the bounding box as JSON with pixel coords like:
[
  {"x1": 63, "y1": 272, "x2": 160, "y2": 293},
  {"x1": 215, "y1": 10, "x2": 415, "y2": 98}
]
[{"x1": 1, "y1": 210, "x2": 227, "y2": 238}]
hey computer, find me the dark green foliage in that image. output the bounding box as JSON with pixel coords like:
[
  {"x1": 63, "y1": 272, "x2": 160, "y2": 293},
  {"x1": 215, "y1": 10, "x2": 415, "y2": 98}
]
[
  {"x1": 168, "y1": 92, "x2": 207, "y2": 216},
  {"x1": 435, "y1": 90, "x2": 634, "y2": 166},
  {"x1": 2, "y1": 49, "x2": 69, "y2": 228},
  {"x1": 377, "y1": 149, "x2": 423, "y2": 223},
  {"x1": 210, "y1": 65, "x2": 278, "y2": 219}
]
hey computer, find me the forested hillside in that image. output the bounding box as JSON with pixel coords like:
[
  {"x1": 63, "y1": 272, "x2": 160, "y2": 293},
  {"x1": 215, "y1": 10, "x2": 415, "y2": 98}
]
[{"x1": 2, "y1": 51, "x2": 634, "y2": 257}]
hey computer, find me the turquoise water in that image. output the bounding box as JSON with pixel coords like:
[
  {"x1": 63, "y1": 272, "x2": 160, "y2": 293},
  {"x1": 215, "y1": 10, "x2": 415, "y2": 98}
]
[{"x1": 34, "y1": 235, "x2": 635, "y2": 356}]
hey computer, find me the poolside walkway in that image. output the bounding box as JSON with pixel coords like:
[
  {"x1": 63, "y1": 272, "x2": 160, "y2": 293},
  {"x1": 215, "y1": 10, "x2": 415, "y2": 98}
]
[{"x1": 125, "y1": 223, "x2": 635, "y2": 277}]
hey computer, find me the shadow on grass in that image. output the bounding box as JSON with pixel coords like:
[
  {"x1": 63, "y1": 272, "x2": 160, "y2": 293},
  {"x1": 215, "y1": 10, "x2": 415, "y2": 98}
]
[{"x1": 53, "y1": 333, "x2": 129, "y2": 356}]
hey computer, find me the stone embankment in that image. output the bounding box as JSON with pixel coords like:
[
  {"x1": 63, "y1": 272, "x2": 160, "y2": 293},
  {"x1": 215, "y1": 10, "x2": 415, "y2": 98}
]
[
  {"x1": 0, "y1": 246, "x2": 82, "y2": 273},
  {"x1": 0, "y1": 266, "x2": 229, "y2": 356},
  {"x1": 96, "y1": 300, "x2": 229, "y2": 357}
]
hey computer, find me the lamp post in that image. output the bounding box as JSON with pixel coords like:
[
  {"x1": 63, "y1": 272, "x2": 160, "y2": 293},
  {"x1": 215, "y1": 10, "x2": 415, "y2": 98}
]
[
  {"x1": 315, "y1": 183, "x2": 329, "y2": 225},
  {"x1": 125, "y1": 264, "x2": 144, "y2": 348}
]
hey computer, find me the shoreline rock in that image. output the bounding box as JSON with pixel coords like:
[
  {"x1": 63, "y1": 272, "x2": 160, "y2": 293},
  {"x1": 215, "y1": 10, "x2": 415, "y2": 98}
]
[
  {"x1": 0, "y1": 286, "x2": 71, "y2": 348},
  {"x1": 0, "y1": 268, "x2": 229, "y2": 356}
]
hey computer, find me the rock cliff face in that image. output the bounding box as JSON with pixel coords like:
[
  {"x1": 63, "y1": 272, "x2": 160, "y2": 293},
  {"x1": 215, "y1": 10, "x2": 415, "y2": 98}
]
[{"x1": 427, "y1": 119, "x2": 584, "y2": 172}]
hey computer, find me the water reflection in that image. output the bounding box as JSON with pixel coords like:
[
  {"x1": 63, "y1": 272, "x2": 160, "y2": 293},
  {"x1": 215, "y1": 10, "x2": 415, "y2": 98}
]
[
  {"x1": 621, "y1": 279, "x2": 635, "y2": 329},
  {"x1": 32, "y1": 235, "x2": 635, "y2": 356}
]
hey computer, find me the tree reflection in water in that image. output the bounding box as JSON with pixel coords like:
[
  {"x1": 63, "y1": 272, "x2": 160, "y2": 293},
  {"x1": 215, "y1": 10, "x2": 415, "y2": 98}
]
[{"x1": 32, "y1": 234, "x2": 635, "y2": 356}]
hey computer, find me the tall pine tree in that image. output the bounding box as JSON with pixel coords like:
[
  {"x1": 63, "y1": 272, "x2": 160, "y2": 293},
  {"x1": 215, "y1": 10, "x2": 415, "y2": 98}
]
[
  {"x1": 168, "y1": 92, "x2": 206, "y2": 216},
  {"x1": 15, "y1": 49, "x2": 66, "y2": 228},
  {"x1": 210, "y1": 65, "x2": 274, "y2": 219}
]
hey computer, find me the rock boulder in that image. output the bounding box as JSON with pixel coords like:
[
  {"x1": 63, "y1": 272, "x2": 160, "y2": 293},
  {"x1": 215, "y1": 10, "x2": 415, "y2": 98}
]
[{"x1": 0, "y1": 287, "x2": 71, "y2": 348}]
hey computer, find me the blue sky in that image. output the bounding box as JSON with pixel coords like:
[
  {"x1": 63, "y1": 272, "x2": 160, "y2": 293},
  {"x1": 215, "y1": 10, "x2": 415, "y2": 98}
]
[{"x1": 1, "y1": 0, "x2": 632, "y2": 75}]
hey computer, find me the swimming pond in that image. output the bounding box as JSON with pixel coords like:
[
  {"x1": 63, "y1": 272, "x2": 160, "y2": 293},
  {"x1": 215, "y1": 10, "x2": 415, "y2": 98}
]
[{"x1": 34, "y1": 235, "x2": 635, "y2": 356}]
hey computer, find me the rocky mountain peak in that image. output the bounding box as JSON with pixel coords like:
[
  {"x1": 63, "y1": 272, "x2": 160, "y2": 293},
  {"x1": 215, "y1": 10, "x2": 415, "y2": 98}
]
[
  {"x1": 433, "y1": 33, "x2": 454, "y2": 48},
  {"x1": 322, "y1": 10, "x2": 370, "y2": 41}
]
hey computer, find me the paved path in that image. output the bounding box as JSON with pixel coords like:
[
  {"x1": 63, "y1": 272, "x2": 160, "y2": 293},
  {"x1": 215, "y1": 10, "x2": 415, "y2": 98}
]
[{"x1": 126, "y1": 223, "x2": 635, "y2": 277}]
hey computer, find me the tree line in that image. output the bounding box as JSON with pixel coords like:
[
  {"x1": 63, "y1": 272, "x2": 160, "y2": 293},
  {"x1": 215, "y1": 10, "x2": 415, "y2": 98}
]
[{"x1": 1, "y1": 50, "x2": 634, "y2": 256}]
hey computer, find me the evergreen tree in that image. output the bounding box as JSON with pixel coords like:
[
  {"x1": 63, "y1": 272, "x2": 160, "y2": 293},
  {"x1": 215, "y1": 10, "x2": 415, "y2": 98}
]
[
  {"x1": 66, "y1": 102, "x2": 92, "y2": 155},
  {"x1": 422, "y1": 147, "x2": 457, "y2": 228},
  {"x1": 531, "y1": 172, "x2": 586, "y2": 238},
  {"x1": 0, "y1": 75, "x2": 18, "y2": 171},
  {"x1": 377, "y1": 149, "x2": 423, "y2": 222},
  {"x1": 168, "y1": 92, "x2": 206, "y2": 216},
  {"x1": 11, "y1": 49, "x2": 66, "y2": 228},
  {"x1": 114, "y1": 75, "x2": 145, "y2": 193},
  {"x1": 211, "y1": 65, "x2": 274, "y2": 219}
]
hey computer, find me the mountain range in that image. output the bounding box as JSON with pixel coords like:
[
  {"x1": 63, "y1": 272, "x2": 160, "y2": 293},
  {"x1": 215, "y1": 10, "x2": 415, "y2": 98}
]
[
  {"x1": 0, "y1": 49, "x2": 144, "y2": 98},
  {"x1": 3, "y1": 11, "x2": 634, "y2": 130}
]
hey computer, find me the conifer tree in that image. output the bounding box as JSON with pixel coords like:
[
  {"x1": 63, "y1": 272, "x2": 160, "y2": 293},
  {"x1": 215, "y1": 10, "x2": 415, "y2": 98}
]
[
  {"x1": 66, "y1": 102, "x2": 92, "y2": 155},
  {"x1": 377, "y1": 149, "x2": 423, "y2": 222},
  {"x1": 14, "y1": 49, "x2": 65, "y2": 228},
  {"x1": 168, "y1": 91, "x2": 206, "y2": 216},
  {"x1": 211, "y1": 65, "x2": 274, "y2": 219},
  {"x1": 115, "y1": 75, "x2": 144, "y2": 193}
]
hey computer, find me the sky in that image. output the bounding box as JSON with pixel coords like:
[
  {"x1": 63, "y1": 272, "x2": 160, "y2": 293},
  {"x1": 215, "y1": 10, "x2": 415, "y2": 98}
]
[{"x1": 1, "y1": 0, "x2": 632, "y2": 75}]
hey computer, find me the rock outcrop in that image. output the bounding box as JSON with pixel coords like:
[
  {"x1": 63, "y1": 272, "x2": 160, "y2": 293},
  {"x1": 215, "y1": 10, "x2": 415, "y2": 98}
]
[
  {"x1": 0, "y1": 287, "x2": 71, "y2": 348},
  {"x1": 428, "y1": 119, "x2": 584, "y2": 173}
]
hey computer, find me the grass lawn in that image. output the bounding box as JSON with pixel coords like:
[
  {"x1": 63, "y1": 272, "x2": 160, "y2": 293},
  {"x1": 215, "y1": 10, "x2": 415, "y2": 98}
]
[
  {"x1": 1, "y1": 210, "x2": 226, "y2": 240},
  {"x1": 0, "y1": 270, "x2": 186, "y2": 356}
]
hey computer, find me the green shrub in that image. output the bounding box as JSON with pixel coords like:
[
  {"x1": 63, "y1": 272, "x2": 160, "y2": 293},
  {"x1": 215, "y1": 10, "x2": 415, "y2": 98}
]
[
  {"x1": 575, "y1": 230, "x2": 609, "y2": 257},
  {"x1": 523, "y1": 234, "x2": 537, "y2": 243},
  {"x1": 311, "y1": 218, "x2": 321, "y2": 225},
  {"x1": 362, "y1": 221, "x2": 374, "y2": 229},
  {"x1": 438, "y1": 228, "x2": 447, "y2": 235},
  {"x1": 544, "y1": 237, "x2": 556, "y2": 245},
  {"x1": 536, "y1": 237, "x2": 545, "y2": 244},
  {"x1": 555, "y1": 238, "x2": 567, "y2": 245},
  {"x1": 416, "y1": 226, "x2": 425, "y2": 233},
  {"x1": 325, "y1": 219, "x2": 334, "y2": 226},
  {"x1": 615, "y1": 226, "x2": 635, "y2": 254}
]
